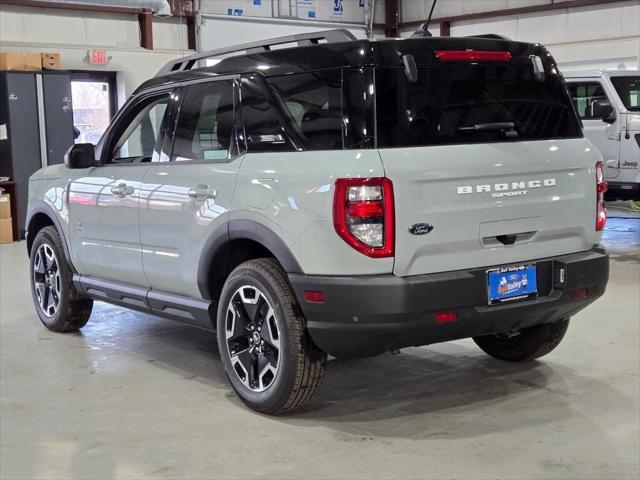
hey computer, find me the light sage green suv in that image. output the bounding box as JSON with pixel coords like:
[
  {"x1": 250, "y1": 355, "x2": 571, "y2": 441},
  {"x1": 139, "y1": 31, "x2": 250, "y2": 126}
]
[{"x1": 26, "y1": 30, "x2": 610, "y2": 414}]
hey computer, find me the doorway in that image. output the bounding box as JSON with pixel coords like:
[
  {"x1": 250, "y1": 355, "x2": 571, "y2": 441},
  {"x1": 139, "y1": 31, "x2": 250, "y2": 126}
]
[{"x1": 70, "y1": 71, "x2": 117, "y2": 145}]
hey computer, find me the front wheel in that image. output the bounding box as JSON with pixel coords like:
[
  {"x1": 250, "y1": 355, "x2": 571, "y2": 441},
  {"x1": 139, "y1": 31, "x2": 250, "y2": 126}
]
[
  {"x1": 473, "y1": 319, "x2": 570, "y2": 362},
  {"x1": 216, "y1": 258, "x2": 327, "y2": 414},
  {"x1": 30, "y1": 226, "x2": 93, "y2": 332}
]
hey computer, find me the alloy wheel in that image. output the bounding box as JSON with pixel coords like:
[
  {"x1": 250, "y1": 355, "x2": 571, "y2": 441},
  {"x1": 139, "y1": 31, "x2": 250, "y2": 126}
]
[
  {"x1": 33, "y1": 244, "x2": 61, "y2": 317},
  {"x1": 225, "y1": 285, "x2": 281, "y2": 392}
]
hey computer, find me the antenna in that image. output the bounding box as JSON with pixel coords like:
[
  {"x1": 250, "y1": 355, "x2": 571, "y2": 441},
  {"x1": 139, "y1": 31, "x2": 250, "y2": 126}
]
[
  {"x1": 411, "y1": 0, "x2": 438, "y2": 37},
  {"x1": 424, "y1": 0, "x2": 437, "y2": 32}
]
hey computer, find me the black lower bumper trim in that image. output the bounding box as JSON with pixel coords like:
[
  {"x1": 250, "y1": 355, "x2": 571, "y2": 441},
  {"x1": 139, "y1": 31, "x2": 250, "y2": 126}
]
[{"x1": 289, "y1": 247, "x2": 609, "y2": 358}]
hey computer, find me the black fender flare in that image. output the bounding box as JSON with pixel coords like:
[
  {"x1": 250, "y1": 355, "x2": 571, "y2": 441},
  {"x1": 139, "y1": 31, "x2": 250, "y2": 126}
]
[
  {"x1": 25, "y1": 202, "x2": 77, "y2": 272},
  {"x1": 196, "y1": 219, "x2": 302, "y2": 300}
]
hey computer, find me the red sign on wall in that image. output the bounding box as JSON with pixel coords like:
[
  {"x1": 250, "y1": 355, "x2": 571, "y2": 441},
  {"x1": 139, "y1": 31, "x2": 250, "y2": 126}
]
[{"x1": 89, "y1": 50, "x2": 108, "y2": 65}]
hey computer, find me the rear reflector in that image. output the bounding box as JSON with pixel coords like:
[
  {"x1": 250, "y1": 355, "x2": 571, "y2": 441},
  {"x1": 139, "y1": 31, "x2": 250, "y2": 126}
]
[
  {"x1": 569, "y1": 288, "x2": 588, "y2": 301},
  {"x1": 435, "y1": 311, "x2": 458, "y2": 323},
  {"x1": 435, "y1": 50, "x2": 512, "y2": 62},
  {"x1": 303, "y1": 290, "x2": 325, "y2": 303}
]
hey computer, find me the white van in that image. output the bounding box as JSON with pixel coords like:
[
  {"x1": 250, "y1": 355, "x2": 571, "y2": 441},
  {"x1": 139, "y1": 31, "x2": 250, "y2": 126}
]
[{"x1": 565, "y1": 70, "x2": 640, "y2": 200}]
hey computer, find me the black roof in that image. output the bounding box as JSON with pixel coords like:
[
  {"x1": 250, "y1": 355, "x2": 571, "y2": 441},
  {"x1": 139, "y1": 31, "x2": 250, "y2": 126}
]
[{"x1": 135, "y1": 36, "x2": 547, "y2": 94}]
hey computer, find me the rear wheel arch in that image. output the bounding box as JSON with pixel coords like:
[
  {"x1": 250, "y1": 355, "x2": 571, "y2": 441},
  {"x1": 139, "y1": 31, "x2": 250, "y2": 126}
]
[{"x1": 197, "y1": 220, "x2": 302, "y2": 305}]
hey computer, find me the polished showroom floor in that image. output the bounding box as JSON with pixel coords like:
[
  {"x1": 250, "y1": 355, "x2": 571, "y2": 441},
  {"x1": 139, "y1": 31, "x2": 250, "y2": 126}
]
[{"x1": 1, "y1": 205, "x2": 638, "y2": 479}]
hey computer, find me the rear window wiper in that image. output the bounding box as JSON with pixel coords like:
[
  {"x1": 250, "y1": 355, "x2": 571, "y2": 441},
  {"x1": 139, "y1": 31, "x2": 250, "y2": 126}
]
[{"x1": 459, "y1": 122, "x2": 518, "y2": 138}]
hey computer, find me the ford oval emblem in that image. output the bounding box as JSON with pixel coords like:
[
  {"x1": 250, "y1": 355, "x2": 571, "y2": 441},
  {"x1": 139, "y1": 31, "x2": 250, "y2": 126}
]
[{"x1": 409, "y1": 223, "x2": 434, "y2": 235}]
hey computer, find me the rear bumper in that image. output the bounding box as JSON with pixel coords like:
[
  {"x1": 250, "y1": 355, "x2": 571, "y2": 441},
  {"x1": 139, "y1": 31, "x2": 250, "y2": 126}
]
[
  {"x1": 289, "y1": 247, "x2": 609, "y2": 358},
  {"x1": 605, "y1": 181, "x2": 640, "y2": 201}
]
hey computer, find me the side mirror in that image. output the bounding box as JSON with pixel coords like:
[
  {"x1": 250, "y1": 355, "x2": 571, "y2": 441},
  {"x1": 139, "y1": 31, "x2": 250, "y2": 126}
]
[
  {"x1": 591, "y1": 99, "x2": 616, "y2": 123},
  {"x1": 64, "y1": 143, "x2": 95, "y2": 169}
]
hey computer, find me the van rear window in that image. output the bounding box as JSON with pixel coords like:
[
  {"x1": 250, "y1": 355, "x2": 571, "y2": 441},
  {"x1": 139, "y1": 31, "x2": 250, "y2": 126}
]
[{"x1": 376, "y1": 65, "x2": 582, "y2": 148}]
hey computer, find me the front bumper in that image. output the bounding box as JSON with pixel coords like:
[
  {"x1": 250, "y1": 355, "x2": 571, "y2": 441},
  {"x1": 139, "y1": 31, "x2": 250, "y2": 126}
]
[{"x1": 289, "y1": 247, "x2": 609, "y2": 358}]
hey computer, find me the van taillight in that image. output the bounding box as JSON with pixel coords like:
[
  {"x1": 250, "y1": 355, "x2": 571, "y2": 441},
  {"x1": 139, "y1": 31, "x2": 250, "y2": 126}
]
[
  {"x1": 435, "y1": 50, "x2": 512, "y2": 62},
  {"x1": 333, "y1": 178, "x2": 394, "y2": 258},
  {"x1": 596, "y1": 161, "x2": 608, "y2": 231}
]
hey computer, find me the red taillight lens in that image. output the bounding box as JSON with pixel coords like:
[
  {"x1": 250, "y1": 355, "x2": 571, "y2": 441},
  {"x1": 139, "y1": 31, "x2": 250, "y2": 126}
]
[
  {"x1": 435, "y1": 50, "x2": 512, "y2": 62},
  {"x1": 596, "y1": 161, "x2": 608, "y2": 231},
  {"x1": 333, "y1": 178, "x2": 395, "y2": 258}
]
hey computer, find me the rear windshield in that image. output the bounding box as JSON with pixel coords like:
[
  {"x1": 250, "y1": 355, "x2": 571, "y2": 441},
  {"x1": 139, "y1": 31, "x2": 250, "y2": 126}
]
[
  {"x1": 376, "y1": 65, "x2": 582, "y2": 148},
  {"x1": 610, "y1": 76, "x2": 640, "y2": 111}
]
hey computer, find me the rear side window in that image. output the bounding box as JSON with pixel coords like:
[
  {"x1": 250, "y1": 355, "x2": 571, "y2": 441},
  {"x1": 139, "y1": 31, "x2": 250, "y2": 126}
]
[
  {"x1": 241, "y1": 75, "x2": 293, "y2": 152},
  {"x1": 173, "y1": 81, "x2": 236, "y2": 162},
  {"x1": 568, "y1": 82, "x2": 610, "y2": 119},
  {"x1": 376, "y1": 65, "x2": 582, "y2": 148},
  {"x1": 266, "y1": 71, "x2": 343, "y2": 150}
]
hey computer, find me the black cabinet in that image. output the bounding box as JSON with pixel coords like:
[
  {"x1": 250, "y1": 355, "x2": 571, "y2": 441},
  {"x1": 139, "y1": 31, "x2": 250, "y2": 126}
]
[
  {"x1": 0, "y1": 72, "x2": 42, "y2": 238},
  {"x1": 0, "y1": 71, "x2": 74, "y2": 237}
]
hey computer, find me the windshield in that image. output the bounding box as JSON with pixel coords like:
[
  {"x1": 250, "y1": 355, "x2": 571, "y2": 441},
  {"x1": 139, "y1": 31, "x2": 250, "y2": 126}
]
[
  {"x1": 610, "y1": 76, "x2": 640, "y2": 111},
  {"x1": 375, "y1": 65, "x2": 582, "y2": 147}
]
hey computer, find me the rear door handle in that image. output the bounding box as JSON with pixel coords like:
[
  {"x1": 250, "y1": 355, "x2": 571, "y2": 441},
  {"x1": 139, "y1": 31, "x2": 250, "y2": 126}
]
[
  {"x1": 188, "y1": 184, "x2": 217, "y2": 201},
  {"x1": 110, "y1": 183, "x2": 134, "y2": 197}
]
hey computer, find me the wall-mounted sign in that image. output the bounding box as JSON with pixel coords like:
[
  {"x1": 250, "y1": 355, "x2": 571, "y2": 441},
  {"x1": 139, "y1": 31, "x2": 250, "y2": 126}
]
[{"x1": 87, "y1": 49, "x2": 109, "y2": 65}]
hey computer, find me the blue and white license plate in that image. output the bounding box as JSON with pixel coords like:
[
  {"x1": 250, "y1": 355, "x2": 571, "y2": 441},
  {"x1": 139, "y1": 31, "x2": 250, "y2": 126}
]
[{"x1": 487, "y1": 264, "x2": 538, "y2": 305}]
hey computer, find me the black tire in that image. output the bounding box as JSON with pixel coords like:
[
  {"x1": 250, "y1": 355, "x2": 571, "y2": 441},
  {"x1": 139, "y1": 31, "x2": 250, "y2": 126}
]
[
  {"x1": 473, "y1": 319, "x2": 570, "y2": 362},
  {"x1": 216, "y1": 258, "x2": 327, "y2": 414},
  {"x1": 29, "y1": 226, "x2": 93, "y2": 332}
]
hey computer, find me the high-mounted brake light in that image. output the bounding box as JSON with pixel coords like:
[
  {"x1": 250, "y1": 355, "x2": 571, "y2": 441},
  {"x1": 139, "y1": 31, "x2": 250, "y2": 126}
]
[
  {"x1": 333, "y1": 178, "x2": 395, "y2": 258},
  {"x1": 435, "y1": 50, "x2": 512, "y2": 62},
  {"x1": 595, "y1": 161, "x2": 608, "y2": 231}
]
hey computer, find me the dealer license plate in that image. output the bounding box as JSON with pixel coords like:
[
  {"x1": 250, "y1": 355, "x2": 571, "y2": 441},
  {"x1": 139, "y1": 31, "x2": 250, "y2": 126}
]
[{"x1": 487, "y1": 264, "x2": 538, "y2": 305}]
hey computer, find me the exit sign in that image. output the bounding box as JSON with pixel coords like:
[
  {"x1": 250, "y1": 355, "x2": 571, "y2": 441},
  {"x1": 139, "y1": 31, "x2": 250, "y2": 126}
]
[{"x1": 89, "y1": 49, "x2": 108, "y2": 65}]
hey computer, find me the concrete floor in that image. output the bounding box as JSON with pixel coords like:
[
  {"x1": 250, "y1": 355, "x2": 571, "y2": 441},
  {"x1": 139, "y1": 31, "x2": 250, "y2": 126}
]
[{"x1": 1, "y1": 213, "x2": 639, "y2": 480}]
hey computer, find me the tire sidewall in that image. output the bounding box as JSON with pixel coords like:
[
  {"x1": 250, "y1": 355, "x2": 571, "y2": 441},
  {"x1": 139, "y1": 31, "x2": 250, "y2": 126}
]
[
  {"x1": 216, "y1": 262, "x2": 299, "y2": 412},
  {"x1": 29, "y1": 228, "x2": 72, "y2": 329}
]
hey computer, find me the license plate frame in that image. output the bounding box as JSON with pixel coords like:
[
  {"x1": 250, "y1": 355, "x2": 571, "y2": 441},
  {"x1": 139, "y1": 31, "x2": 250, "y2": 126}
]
[{"x1": 487, "y1": 264, "x2": 538, "y2": 305}]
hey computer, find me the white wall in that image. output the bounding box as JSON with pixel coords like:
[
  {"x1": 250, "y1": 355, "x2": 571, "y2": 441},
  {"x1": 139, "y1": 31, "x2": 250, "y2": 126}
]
[
  {"x1": 0, "y1": 5, "x2": 192, "y2": 99},
  {"x1": 201, "y1": 0, "x2": 367, "y2": 23},
  {"x1": 199, "y1": 14, "x2": 366, "y2": 51}
]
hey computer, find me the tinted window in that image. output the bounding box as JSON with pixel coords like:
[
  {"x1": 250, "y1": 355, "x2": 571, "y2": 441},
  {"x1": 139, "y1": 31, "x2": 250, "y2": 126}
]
[
  {"x1": 112, "y1": 96, "x2": 169, "y2": 163},
  {"x1": 376, "y1": 65, "x2": 581, "y2": 148},
  {"x1": 568, "y1": 82, "x2": 610, "y2": 119},
  {"x1": 610, "y1": 76, "x2": 640, "y2": 111},
  {"x1": 266, "y1": 71, "x2": 342, "y2": 150},
  {"x1": 241, "y1": 75, "x2": 293, "y2": 152},
  {"x1": 173, "y1": 81, "x2": 235, "y2": 162}
]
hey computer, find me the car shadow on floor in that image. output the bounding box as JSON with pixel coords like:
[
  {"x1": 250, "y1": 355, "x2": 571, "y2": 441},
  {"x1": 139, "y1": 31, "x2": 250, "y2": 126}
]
[{"x1": 84, "y1": 303, "x2": 634, "y2": 442}]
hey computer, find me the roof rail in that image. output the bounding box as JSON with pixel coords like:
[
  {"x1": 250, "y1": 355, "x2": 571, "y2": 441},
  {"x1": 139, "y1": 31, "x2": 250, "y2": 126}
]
[{"x1": 156, "y1": 29, "x2": 357, "y2": 77}]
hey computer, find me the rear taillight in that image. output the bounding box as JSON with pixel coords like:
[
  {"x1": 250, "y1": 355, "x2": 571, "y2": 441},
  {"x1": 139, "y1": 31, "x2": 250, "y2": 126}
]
[
  {"x1": 435, "y1": 50, "x2": 512, "y2": 62},
  {"x1": 596, "y1": 161, "x2": 608, "y2": 231},
  {"x1": 333, "y1": 178, "x2": 394, "y2": 258}
]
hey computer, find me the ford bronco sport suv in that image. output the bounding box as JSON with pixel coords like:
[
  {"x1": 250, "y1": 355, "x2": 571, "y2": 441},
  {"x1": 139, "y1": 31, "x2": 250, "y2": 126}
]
[{"x1": 27, "y1": 30, "x2": 609, "y2": 414}]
